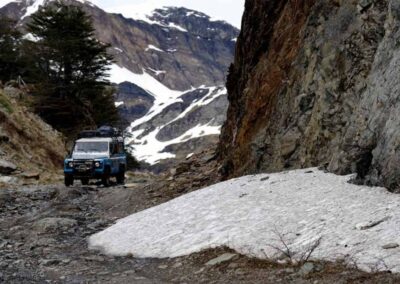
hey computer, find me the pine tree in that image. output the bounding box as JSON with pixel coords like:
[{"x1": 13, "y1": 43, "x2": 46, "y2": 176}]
[
  {"x1": 0, "y1": 17, "x2": 23, "y2": 83},
  {"x1": 26, "y1": 2, "x2": 119, "y2": 135}
]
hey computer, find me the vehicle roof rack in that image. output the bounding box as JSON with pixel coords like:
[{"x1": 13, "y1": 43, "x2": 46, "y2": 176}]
[{"x1": 78, "y1": 126, "x2": 123, "y2": 139}]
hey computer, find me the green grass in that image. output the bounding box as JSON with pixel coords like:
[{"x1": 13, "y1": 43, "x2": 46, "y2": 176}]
[{"x1": 0, "y1": 92, "x2": 14, "y2": 114}]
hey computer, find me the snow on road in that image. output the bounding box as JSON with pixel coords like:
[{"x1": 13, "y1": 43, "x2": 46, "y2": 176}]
[{"x1": 89, "y1": 168, "x2": 400, "y2": 272}]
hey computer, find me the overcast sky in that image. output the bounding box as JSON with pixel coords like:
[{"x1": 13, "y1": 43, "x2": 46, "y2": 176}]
[{"x1": 0, "y1": 0, "x2": 245, "y2": 28}]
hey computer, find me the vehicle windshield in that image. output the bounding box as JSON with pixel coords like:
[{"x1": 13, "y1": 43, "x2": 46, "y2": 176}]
[{"x1": 74, "y1": 142, "x2": 109, "y2": 153}]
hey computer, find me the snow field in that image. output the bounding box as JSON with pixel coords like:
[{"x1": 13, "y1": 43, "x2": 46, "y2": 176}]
[
  {"x1": 126, "y1": 87, "x2": 225, "y2": 164},
  {"x1": 128, "y1": 121, "x2": 221, "y2": 164},
  {"x1": 89, "y1": 168, "x2": 400, "y2": 272},
  {"x1": 108, "y1": 63, "x2": 226, "y2": 165}
]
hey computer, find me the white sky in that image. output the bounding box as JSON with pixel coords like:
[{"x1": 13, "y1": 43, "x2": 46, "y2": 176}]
[{"x1": 0, "y1": 0, "x2": 245, "y2": 28}]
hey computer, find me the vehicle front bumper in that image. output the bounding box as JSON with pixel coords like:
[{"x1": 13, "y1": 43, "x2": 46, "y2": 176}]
[{"x1": 64, "y1": 160, "x2": 105, "y2": 179}]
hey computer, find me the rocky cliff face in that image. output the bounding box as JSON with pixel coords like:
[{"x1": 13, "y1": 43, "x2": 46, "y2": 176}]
[
  {"x1": 220, "y1": 0, "x2": 400, "y2": 191},
  {"x1": 0, "y1": 0, "x2": 239, "y2": 170}
]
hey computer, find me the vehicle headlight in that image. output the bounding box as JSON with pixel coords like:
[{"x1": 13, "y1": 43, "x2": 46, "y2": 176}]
[
  {"x1": 68, "y1": 162, "x2": 73, "y2": 168},
  {"x1": 95, "y1": 162, "x2": 101, "y2": 168}
]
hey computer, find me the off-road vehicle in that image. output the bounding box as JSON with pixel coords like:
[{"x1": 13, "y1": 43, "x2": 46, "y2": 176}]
[{"x1": 64, "y1": 126, "x2": 127, "y2": 187}]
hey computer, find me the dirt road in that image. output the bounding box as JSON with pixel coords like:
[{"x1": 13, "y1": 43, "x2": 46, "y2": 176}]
[{"x1": 1, "y1": 180, "x2": 399, "y2": 283}]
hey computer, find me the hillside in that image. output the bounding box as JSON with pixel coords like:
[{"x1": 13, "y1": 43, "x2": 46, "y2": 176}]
[
  {"x1": 0, "y1": 87, "x2": 66, "y2": 187},
  {"x1": 219, "y1": 0, "x2": 400, "y2": 191},
  {"x1": 0, "y1": 0, "x2": 239, "y2": 170}
]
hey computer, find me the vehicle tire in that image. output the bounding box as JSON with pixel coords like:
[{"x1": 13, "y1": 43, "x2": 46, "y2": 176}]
[
  {"x1": 116, "y1": 169, "x2": 125, "y2": 185},
  {"x1": 102, "y1": 168, "x2": 111, "y2": 187},
  {"x1": 81, "y1": 178, "x2": 89, "y2": 186},
  {"x1": 64, "y1": 175, "x2": 74, "y2": 187}
]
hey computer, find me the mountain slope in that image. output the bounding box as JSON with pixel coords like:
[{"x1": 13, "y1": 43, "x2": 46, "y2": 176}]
[
  {"x1": 0, "y1": 87, "x2": 66, "y2": 186},
  {"x1": 0, "y1": 0, "x2": 239, "y2": 169},
  {"x1": 219, "y1": 0, "x2": 400, "y2": 190}
]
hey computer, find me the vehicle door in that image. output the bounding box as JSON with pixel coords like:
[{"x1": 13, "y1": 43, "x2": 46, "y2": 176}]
[{"x1": 109, "y1": 142, "x2": 120, "y2": 174}]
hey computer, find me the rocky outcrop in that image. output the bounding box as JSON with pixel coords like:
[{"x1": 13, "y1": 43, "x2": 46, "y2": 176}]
[
  {"x1": 115, "y1": 82, "x2": 154, "y2": 127},
  {"x1": 0, "y1": 87, "x2": 66, "y2": 186},
  {"x1": 219, "y1": 0, "x2": 400, "y2": 191},
  {"x1": 0, "y1": 159, "x2": 17, "y2": 175}
]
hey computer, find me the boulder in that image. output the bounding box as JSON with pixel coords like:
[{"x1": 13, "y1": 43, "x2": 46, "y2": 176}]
[
  {"x1": 20, "y1": 171, "x2": 40, "y2": 180},
  {"x1": 0, "y1": 159, "x2": 16, "y2": 174},
  {"x1": 205, "y1": 253, "x2": 237, "y2": 266},
  {"x1": 382, "y1": 243, "x2": 399, "y2": 250},
  {"x1": 298, "y1": 262, "x2": 316, "y2": 276},
  {"x1": 0, "y1": 176, "x2": 18, "y2": 184}
]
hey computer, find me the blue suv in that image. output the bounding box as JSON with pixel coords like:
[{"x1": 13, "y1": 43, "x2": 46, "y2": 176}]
[{"x1": 64, "y1": 127, "x2": 127, "y2": 187}]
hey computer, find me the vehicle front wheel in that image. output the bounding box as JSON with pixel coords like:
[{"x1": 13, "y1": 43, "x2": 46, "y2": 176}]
[
  {"x1": 64, "y1": 175, "x2": 74, "y2": 187},
  {"x1": 102, "y1": 168, "x2": 111, "y2": 187}
]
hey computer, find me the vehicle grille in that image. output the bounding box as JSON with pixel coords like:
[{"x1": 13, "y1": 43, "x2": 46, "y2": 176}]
[{"x1": 73, "y1": 160, "x2": 94, "y2": 174}]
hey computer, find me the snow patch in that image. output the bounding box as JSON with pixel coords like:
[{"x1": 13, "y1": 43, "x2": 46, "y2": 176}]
[
  {"x1": 166, "y1": 87, "x2": 226, "y2": 125},
  {"x1": 90, "y1": 168, "x2": 400, "y2": 273},
  {"x1": 147, "y1": 67, "x2": 166, "y2": 76},
  {"x1": 21, "y1": 0, "x2": 46, "y2": 19},
  {"x1": 107, "y1": 64, "x2": 225, "y2": 165},
  {"x1": 145, "y1": 44, "x2": 165, "y2": 52},
  {"x1": 186, "y1": 11, "x2": 208, "y2": 18},
  {"x1": 22, "y1": 33, "x2": 40, "y2": 42},
  {"x1": 107, "y1": 64, "x2": 191, "y2": 141},
  {"x1": 106, "y1": 5, "x2": 187, "y2": 32},
  {"x1": 128, "y1": 120, "x2": 220, "y2": 164},
  {"x1": 167, "y1": 22, "x2": 187, "y2": 32},
  {"x1": 115, "y1": 101, "x2": 124, "y2": 108},
  {"x1": 126, "y1": 87, "x2": 225, "y2": 165},
  {"x1": 21, "y1": 0, "x2": 94, "y2": 19},
  {"x1": 108, "y1": 64, "x2": 181, "y2": 103}
]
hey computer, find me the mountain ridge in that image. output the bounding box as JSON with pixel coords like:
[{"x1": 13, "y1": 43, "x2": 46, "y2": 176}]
[{"x1": 0, "y1": 0, "x2": 239, "y2": 170}]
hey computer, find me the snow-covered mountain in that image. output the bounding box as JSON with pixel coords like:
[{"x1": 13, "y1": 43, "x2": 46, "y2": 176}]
[{"x1": 0, "y1": 0, "x2": 239, "y2": 170}]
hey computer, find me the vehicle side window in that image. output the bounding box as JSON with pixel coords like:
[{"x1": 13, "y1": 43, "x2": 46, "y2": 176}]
[
  {"x1": 118, "y1": 142, "x2": 124, "y2": 154},
  {"x1": 110, "y1": 143, "x2": 117, "y2": 155}
]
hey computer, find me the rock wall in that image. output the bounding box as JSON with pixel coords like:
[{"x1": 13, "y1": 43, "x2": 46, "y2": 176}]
[{"x1": 219, "y1": 0, "x2": 400, "y2": 191}]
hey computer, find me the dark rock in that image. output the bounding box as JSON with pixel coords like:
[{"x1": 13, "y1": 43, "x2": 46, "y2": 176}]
[
  {"x1": 382, "y1": 243, "x2": 399, "y2": 250},
  {"x1": 0, "y1": 133, "x2": 9, "y2": 143},
  {"x1": 40, "y1": 259, "x2": 60, "y2": 266},
  {"x1": 0, "y1": 159, "x2": 16, "y2": 175}
]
